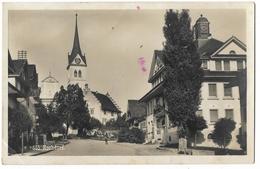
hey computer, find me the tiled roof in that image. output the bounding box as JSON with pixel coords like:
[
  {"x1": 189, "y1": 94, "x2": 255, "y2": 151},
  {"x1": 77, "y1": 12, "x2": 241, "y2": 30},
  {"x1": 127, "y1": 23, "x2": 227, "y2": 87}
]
[
  {"x1": 198, "y1": 38, "x2": 224, "y2": 59},
  {"x1": 92, "y1": 91, "x2": 121, "y2": 113},
  {"x1": 127, "y1": 100, "x2": 146, "y2": 121}
]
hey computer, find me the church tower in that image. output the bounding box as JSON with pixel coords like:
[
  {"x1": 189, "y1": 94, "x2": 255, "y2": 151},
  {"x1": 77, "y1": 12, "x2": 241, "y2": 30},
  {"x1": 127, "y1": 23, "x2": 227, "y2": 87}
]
[
  {"x1": 67, "y1": 14, "x2": 87, "y2": 89},
  {"x1": 193, "y1": 14, "x2": 211, "y2": 48}
]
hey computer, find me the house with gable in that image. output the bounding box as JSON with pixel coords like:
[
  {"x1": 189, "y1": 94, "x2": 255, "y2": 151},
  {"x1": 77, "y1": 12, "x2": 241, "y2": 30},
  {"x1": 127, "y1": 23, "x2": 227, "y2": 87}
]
[{"x1": 139, "y1": 15, "x2": 247, "y2": 149}]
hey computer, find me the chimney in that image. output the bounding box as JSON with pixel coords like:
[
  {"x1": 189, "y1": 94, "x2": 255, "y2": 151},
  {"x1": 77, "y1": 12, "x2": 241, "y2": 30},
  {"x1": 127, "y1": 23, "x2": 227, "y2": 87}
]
[{"x1": 17, "y1": 50, "x2": 27, "y2": 60}]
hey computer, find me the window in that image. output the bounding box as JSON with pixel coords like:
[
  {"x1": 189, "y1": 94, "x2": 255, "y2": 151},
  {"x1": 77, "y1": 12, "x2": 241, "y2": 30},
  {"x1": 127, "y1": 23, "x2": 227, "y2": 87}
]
[
  {"x1": 196, "y1": 110, "x2": 203, "y2": 116},
  {"x1": 224, "y1": 60, "x2": 230, "y2": 71},
  {"x1": 208, "y1": 84, "x2": 217, "y2": 97},
  {"x1": 202, "y1": 60, "x2": 208, "y2": 69},
  {"x1": 215, "y1": 60, "x2": 222, "y2": 71},
  {"x1": 104, "y1": 111, "x2": 107, "y2": 115},
  {"x1": 229, "y1": 50, "x2": 236, "y2": 54},
  {"x1": 210, "y1": 109, "x2": 218, "y2": 123},
  {"x1": 90, "y1": 108, "x2": 94, "y2": 114},
  {"x1": 237, "y1": 60, "x2": 244, "y2": 70},
  {"x1": 169, "y1": 136, "x2": 172, "y2": 142},
  {"x1": 224, "y1": 84, "x2": 232, "y2": 97},
  {"x1": 225, "y1": 109, "x2": 234, "y2": 120},
  {"x1": 78, "y1": 70, "x2": 82, "y2": 77},
  {"x1": 74, "y1": 70, "x2": 77, "y2": 77}
]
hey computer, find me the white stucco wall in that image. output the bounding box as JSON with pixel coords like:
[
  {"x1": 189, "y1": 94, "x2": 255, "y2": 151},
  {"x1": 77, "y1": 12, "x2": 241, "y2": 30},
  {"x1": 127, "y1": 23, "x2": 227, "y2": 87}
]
[
  {"x1": 84, "y1": 90, "x2": 117, "y2": 125},
  {"x1": 199, "y1": 82, "x2": 241, "y2": 149}
]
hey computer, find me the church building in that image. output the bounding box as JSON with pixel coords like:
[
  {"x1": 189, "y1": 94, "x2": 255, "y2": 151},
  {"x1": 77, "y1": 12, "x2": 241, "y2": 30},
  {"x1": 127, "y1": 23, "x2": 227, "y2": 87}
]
[
  {"x1": 139, "y1": 14, "x2": 246, "y2": 150},
  {"x1": 67, "y1": 14, "x2": 121, "y2": 125}
]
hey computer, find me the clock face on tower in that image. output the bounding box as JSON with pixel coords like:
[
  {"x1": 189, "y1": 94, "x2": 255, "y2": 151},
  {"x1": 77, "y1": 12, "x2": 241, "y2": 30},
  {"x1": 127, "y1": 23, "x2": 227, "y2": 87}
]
[
  {"x1": 200, "y1": 23, "x2": 208, "y2": 33},
  {"x1": 75, "y1": 58, "x2": 81, "y2": 64}
]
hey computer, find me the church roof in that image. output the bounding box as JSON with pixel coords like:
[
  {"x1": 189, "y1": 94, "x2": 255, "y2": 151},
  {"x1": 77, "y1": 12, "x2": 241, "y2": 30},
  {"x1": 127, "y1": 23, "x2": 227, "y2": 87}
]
[
  {"x1": 41, "y1": 73, "x2": 59, "y2": 83},
  {"x1": 92, "y1": 91, "x2": 121, "y2": 113},
  {"x1": 67, "y1": 14, "x2": 86, "y2": 69}
]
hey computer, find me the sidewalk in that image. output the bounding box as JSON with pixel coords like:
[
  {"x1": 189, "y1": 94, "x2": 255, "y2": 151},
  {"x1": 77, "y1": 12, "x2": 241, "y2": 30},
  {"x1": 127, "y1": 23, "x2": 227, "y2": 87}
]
[{"x1": 10, "y1": 140, "x2": 70, "y2": 156}]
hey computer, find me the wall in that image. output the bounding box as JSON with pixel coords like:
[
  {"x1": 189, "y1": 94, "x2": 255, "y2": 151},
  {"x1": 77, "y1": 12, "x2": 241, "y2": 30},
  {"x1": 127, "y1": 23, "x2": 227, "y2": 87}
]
[
  {"x1": 85, "y1": 90, "x2": 117, "y2": 125},
  {"x1": 198, "y1": 81, "x2": 241, "y2": 149}
]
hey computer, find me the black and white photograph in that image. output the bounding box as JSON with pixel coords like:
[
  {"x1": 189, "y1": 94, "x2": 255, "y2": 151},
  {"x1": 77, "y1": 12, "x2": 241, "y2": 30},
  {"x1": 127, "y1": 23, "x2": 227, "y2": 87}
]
[{"x1": 2, "y1": 2, "x2": 254, "y2": 164}]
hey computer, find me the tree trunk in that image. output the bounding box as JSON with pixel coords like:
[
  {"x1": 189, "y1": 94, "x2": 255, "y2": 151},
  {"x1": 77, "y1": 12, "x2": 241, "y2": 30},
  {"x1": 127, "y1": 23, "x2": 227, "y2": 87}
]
[
  {"x1": 194, "y1": 132, "x2": 197, "y2": 148},
  {"x1": 65, "y1": 123, "x2": 69, "y2": 139}
]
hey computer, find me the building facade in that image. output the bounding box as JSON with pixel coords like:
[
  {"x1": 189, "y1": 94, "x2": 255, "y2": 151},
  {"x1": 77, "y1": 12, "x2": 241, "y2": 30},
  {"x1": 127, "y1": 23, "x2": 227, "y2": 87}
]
[
  {"x1": 140, "y1": 15, "x2": 246, "y2": 149},
  {"x1": 66, "y1": 14, "x2": 121, "y2": 126},
  {"x1": 8, "y1": 50, "x2": 41, "y2": 152},
  {"x1": 40, "y1": 73, "x2": 60, "y2": 106}
]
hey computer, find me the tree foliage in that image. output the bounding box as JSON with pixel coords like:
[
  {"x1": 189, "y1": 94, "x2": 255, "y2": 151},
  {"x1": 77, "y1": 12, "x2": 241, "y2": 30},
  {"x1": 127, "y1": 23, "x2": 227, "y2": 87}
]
[
  {"x1": 187, "y1": 115, "x2": 207, "y2": 146},
  {"x1": 87, "y1": 117, "x2": 103, "y2": 130},
  {"x1": 162, "y1": 9, "x2": 203, "y2": 137},
  {"x1": 105, "y1": 114, "x2": 128, "y2": 129},
  {"x1": 54, "y1": 84, "x2": 90, "y2": 136},
  {"x1": 212, "y1": 118, "x2": 236, "y2": 149},
  {"x1": 36, "y1": 102, "x2": 64, "y2": 139}
]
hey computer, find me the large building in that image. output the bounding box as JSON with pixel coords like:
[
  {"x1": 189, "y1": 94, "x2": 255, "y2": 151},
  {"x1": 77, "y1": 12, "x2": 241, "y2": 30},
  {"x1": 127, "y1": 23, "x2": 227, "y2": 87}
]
[
  {"x1": 66, "y1": 14, "x2": 121, "y2": 125},
  {"x1": 40, "y1": 73, "x2": 60, "y2": 106},
  {"x1": 139, "y1": 15, "x2": 246, "y2": 149}
]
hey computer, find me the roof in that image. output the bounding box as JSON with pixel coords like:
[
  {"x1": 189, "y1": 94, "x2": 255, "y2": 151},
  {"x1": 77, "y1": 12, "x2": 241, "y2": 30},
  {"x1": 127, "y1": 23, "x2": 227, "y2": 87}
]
[
  {"x1": 92, "y1": 91, "x2": 121, "y2": 113},
  {"x1": 148, "y1": 50, "x2": 164, "y2": 82},
  {"x1": 139, "y1": 82, "x2": 164, "y2": 102},
  {"x1": 67, "y1": 14, "x2": 86, "y2": 69},
  {"x1": 196, "y1": 14, "x2": 209, "y2": 23},
  {"x1": 127, "y1": 100, "x2": 146, "y2": 120},
  {"x1": 12, "y1": 59, "x2": 28, "y2": 75},
  {"x1": 8, "y1": 50, "x2": 16, "y2": 74},
  {"x1": 197, "y1": 38, "x2": 224, "y2": 59},
  {"x1": 41, "y1": 74, "x2": 59, "y2": 83},
  {"x1": 210, "y1": 36, "x2": 246, "y2": 57}
]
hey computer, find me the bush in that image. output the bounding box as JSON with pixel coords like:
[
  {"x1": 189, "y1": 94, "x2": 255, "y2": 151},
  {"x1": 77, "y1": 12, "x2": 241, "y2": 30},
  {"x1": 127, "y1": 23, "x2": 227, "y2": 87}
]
[
  {"x1": 212, "y1": 118, "x2": 236, "y2": 149},
  {"x1": 117, "y1": 127, "x2": 145, "y2": 144}
]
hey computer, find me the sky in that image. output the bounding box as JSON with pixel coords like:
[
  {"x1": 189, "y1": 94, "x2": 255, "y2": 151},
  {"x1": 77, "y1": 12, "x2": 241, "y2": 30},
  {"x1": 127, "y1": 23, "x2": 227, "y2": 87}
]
[{"x1": 8, "y1": 9, "x2": 246, "y2": 112}]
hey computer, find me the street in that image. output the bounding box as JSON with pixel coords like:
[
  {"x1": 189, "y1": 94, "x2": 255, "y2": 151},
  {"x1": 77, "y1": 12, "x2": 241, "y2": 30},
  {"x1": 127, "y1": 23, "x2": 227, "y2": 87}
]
[{"x1": 42, "y1": 139, "x2": 177, "y2": 156}]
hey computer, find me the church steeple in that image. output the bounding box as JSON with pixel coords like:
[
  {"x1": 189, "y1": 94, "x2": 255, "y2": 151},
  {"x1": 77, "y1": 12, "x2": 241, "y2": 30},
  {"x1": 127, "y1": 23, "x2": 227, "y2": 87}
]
[
  {"x1": 67, "y1": 13, "x2": 86, "y2": 70},
  {"x1": 72, "y1": 13, "x2": 82, "y2": 56}
]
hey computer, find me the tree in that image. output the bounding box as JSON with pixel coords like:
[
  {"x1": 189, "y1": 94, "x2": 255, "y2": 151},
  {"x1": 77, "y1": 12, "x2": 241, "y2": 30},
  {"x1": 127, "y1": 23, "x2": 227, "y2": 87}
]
[
  {"x1": 36, "y1": 102, "x2": 64, "y2": 139},
  {"x1": 54, "y1": 84, "x2": 90, "y2": 137},
  {"x1": 87, "y1": 117, "x2": 102, "y2": 130},
  {"x1": 8, "y1": 104, "x2": 33, "y2": 153},
  {"x1": 105, "y1": 115, "x2": 128, "y2": 129},
  {"x1": 187, "y1": 115, "x2": 207, "y2": 147},
  {"x1": 212, "y1": 118, "x2": 236, "y2": 149},
  {"x1": 162, "y1": 9, "x2": 203, "y2": 140}
]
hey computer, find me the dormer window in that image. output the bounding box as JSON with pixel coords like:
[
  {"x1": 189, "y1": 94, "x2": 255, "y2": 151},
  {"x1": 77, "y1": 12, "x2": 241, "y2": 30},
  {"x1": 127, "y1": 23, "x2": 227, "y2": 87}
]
[
  {"x1": 74, "y1": 70, "x2": 77, "y2": 77},
  {"x1": 229, "y1": 50, "x2": 236, "y2": 54}
]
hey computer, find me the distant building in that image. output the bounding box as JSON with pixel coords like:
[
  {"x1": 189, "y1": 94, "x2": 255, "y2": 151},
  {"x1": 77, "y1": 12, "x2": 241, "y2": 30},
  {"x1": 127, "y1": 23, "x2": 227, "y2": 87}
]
[
  {"x1": 40, "y1": 73, "x2": 60, "y2": 106},
  {"x1": 66, "y1": 14, "x2": 121, "y2": 126},
  {"x1": 140, "y1": 15, "x2": 246, "y2": 149},
  {"x1": 126, "y1": 100, "x2": 146, "y2": 129}
]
